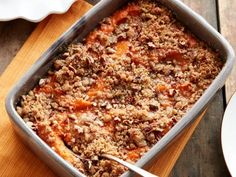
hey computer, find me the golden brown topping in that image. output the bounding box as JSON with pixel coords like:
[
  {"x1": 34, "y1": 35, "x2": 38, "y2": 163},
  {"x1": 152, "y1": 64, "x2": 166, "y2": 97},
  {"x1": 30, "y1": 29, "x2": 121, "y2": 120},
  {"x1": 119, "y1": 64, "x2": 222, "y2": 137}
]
[{"x1": 18, "y1": 0, "x2": 223, "y2": 176}]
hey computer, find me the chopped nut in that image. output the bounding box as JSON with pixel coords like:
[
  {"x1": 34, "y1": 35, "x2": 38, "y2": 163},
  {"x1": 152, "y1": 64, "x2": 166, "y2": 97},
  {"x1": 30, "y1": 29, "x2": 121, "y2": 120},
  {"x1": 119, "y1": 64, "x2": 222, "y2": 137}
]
[{"x1": 17, "y1": 0, "x2": 223, "y2": 176}]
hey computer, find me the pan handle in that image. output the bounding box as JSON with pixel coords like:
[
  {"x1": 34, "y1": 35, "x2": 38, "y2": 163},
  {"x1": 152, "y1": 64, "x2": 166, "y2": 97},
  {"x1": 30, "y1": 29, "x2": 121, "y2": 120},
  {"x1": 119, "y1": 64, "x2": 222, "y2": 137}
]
[{"x1": 84, "y1": 0, "x2": 101, "y2": 5}]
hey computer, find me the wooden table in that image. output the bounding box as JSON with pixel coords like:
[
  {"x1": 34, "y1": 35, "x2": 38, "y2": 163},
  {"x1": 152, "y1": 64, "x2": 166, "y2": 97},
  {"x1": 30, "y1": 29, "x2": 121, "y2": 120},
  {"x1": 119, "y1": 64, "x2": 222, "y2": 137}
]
[{"x1": 0, "y1": 0, "x2": 235, "y2": 176}]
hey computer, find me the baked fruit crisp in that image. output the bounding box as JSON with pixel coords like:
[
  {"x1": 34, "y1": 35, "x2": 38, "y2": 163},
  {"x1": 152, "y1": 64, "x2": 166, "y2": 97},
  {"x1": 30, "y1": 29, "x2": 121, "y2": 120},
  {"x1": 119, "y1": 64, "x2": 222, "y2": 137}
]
[{"x1": 17, "y1": 0, "x2": 223, "y2": 176}]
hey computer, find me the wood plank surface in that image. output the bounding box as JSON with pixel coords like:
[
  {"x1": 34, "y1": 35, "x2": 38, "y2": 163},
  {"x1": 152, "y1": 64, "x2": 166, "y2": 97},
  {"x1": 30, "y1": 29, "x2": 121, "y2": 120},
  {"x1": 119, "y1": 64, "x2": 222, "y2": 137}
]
[
  {"x1": 219, "y1": 0, "x2": 236, "y2": 102},
  {"x1": 0, "y1": 20, "x2": 36, "y2": 75},
  {"x1": 0, "y1": 0, "x2": 229, "y2": 177},
  {"x1": 170, "y1": 0, "x2": 230, "y2": 177}
]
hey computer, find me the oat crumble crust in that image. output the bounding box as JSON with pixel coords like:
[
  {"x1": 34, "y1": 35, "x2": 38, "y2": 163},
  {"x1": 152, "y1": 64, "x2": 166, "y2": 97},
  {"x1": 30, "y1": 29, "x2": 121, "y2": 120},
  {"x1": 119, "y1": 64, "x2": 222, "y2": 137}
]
[{"x1": 17, "y1": 0, "x2": 223, "y2": 176}]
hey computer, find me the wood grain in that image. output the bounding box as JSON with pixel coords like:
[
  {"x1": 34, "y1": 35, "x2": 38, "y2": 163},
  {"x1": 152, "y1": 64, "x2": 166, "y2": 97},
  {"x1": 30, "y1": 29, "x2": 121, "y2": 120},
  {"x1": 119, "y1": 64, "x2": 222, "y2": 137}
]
[
  {"x1": 171, "y1": 1, "x2": 230, "y2": 177},
  {"x1": 219, "y1": 0, "x2": 236, "y2": 102},
  {"x1": 0, "y1": 20, "x2": 36, "y2": 75},
  {"x1": 0, "y1": 0, "x2": 221, "y2": 177}
]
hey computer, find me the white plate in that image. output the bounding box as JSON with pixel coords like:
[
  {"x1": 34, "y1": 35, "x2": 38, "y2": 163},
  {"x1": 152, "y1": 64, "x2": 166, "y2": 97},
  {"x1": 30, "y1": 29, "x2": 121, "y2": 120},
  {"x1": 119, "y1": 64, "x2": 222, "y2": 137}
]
[
  {"x1": 222, "y1": 91, "x2": 236, "y2": 177},
  {"x1": 0, "y1": 0, "x2": 76, "y2": 22}
]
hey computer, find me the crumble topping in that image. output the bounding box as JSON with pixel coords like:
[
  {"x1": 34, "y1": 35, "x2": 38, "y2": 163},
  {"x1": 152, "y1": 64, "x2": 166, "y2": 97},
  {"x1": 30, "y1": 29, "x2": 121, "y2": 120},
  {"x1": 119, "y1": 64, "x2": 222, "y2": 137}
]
[{"x1": 17, "y1": 0, "x2": 223, "y2": 176}]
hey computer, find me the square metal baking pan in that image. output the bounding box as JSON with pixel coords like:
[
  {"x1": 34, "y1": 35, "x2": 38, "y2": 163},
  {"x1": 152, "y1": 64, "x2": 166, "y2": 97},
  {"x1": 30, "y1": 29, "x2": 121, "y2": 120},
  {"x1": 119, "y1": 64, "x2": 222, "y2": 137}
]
[{"x1": 5, "y1": 0, "x2": 235, "y2": 176}]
